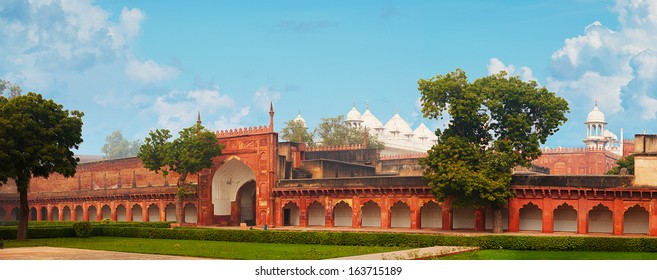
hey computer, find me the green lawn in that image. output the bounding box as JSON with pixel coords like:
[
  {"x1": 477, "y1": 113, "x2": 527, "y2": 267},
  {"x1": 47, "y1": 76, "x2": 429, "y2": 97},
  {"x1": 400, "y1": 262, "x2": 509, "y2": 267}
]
[
  {"x1": 439, "y1": 250, "x2": 657, "y2": 260},
  {"x1": 4, "y1": 236, "x2": 410, "y2": 260}
]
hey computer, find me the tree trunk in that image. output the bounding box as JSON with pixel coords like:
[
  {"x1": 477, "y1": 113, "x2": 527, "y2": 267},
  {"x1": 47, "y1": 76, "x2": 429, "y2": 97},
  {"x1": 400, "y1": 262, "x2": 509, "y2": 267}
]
[
  {"x1": 17, "y1": 187, "x2": 29, "y2": 240},
  {"x1": 175, "y1": 175, "x2": 187, "y2": 225},
  {"x1": 175, "y1": 194, "x2": 184, "y2": 225},
  {"x1": 491, "y1": 205, "x2": 503, "y2": 233}
]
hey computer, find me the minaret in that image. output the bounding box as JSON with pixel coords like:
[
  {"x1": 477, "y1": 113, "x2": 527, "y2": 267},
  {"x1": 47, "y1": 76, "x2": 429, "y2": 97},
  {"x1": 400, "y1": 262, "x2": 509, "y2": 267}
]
[
  {"x1": 196, "y1": 111, "x2": 202, "y2": 126},
  {"x1": 269, "y1": 102, "x2": 275, "y2": 131},
  {"x1": 583, "y1": 101, "x2": 608, "y2": 149}
]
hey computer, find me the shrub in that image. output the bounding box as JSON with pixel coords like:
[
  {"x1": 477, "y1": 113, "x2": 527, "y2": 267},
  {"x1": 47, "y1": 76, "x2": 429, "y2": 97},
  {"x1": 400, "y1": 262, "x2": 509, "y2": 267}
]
[{"x1": 72, "y1": 222, "x2": 93, "y2": 238}]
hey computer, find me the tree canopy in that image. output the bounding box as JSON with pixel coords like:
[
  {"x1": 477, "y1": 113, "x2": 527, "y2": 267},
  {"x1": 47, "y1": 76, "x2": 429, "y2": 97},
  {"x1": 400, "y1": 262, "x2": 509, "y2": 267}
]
[
  {"x1": 606, "y1": 154, "x2": 634, "y2": 175},
  {"x1": 314, "y1": 115, "x2": 385, "y2": 149},
  {"x1": 0, "y1": 79, "x2": 22, "y2": 99},
  {"x1": 101, "y1": 130, "x2": 142, "y2": 159},
  {"x1": 418, "y1": 69, "x2": 568, "y2": 232},
  {"x1": 138, "y1": 123, "x2": 222, "y2": 223},
  {"x1": 0, "y1": 92, "x2": 84, "y2": 240},
  {"x1": 280, "y1": 119, "x2": 315, "y2": 145}
]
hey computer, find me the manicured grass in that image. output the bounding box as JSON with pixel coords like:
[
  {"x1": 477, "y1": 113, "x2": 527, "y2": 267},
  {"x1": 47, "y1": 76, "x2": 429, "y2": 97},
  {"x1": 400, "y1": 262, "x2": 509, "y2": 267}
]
[
  {"x1": 4, "y1": 236, "x2": 411, "y2": 260},
  {"x1": 439, "y1": 250, "x2": 657, "y2": 260}
]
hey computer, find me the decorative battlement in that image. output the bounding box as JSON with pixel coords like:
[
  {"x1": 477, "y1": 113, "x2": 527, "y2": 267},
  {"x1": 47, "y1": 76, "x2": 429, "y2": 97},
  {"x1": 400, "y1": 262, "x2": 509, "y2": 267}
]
[
  {"x1": 306, "y1": 144, "x2": 366, "y2": 151},
  {"x1": 215, "y1": 125, "x2": 273, "y2": 138},
  {"x1": 380, "y1": 153, "x2": 427, "y2": 160},
  {"x1": 542, "y1": 146, "x2": 620, "y2": 153}
]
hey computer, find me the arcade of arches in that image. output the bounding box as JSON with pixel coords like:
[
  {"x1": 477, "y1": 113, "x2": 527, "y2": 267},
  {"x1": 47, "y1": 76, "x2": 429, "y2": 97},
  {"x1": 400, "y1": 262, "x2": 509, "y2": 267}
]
[{"x1": 2, "y1": 116, "x2": 657, "y2": 238}]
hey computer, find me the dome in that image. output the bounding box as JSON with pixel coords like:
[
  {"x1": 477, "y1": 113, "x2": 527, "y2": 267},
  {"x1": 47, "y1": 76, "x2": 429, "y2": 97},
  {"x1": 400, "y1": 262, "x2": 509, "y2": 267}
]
[
  {"x1": 413, "y1": 123, "x2": 437, "y2": 141},
  {"x1": 293, "y1": 111, "x2": 307, "y2": 128},
  {"x1": 361, "y1": 106, "x2": 383, "y2": 130},
  {"x1": 384, "y1": 113, "x2": 413, "y2": 135},
  {"x1": 346, "y1": 105, "x2": 362, "y2": 124},
  {"x1": 586, "y1": 103, "x2": 606, "y2": 124}
]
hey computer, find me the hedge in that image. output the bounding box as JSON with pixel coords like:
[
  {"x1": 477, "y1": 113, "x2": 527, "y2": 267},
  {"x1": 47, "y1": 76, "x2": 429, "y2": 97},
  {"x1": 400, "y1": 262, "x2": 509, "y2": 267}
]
[{"x1": 4, "y1": 223, "x2": 657, "y2": 253}]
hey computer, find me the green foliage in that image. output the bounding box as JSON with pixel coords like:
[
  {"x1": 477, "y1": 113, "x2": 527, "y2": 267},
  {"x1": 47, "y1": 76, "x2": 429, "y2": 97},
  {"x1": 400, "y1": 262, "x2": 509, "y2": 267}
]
[
  {"x1": 72, "y1": 222, "x2": 93, "y2": 238},
  {"x1": 607, "y1": 154, "x2": 634, "y2": 175},
  {"x1": 314, "y1": 115, "x2": 385, "y2": 149},
  {"x1": 418, "y1": 69, "x2": 569, "y2": 210},
  {"x1": 0, "y1": 92, "x2": 84, "y2": 240},
  {"x1": 138, "y1": 124, "x2": 222, "y2": 181},
  {"x1": 0, "y1": 79, "x2": 22, "y2": 99},
  {"x1": 280, "y1": 119, "x2": 315, "y2": 145},
  {"x1": 101, "y1": 130, "x2": 142, "y2": 159}
]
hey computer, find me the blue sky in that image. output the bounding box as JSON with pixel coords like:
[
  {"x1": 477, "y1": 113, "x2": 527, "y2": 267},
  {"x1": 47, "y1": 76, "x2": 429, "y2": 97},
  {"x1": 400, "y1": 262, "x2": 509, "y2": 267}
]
[{"x1": 2, "y1": 0, "x2": 656, "y2": 155}]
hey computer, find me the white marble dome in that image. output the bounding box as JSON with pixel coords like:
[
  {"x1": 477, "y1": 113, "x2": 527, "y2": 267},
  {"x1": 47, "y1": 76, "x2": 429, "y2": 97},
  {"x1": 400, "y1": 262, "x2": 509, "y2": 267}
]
[
  {"x1": 346, "y1": 105, "x2": 363, "y2": 124},
  {"x1": 586, "y1": 104, "x2": 606, "y2": 124}
]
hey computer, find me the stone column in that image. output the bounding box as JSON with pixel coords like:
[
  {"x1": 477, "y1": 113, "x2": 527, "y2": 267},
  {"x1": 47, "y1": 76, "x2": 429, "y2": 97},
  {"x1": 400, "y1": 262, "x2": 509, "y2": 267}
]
[
  {"x1": 300, "y1": 197, "x2": 308, "y2": 227},
  {"x1": 577, "y1": 197, "x2": 588, "y2": 234},
  {"x1": 352, "y1": 196, "x2": 361, "y2": 228},
  {"x1": 126, "y1": 205, "x2": 133, "y2": 222},
  {"x1": 83, "y1": 204, "x2": 89, "y2": 222},
  {"x1": 410, "y1": 196, "x2": 420, "y2": 230},
  {"x1": 542, "y1": 197, "x2": 554, "y2": 233},
  {"x1": 612, "y1": 198, "x2": 624, "y2": 235},
  {"x1": 325, "y1": 197, "x2": 334, "y2": 228},
  {"x1": 142, "y1": 203, "x2": 149, "y2": 222},
  {"x1": 650, "y1": 199, "x2": 657, "y2": 236},
  {"x1": 507, "y1": 198, "x2": 520, "y2": 232},
  {"x1": 47, "y1": 206, "x2": 53, "y2": 221},
  {"x1": 442, "y1": 197, "x2": 453, "y2": 231},
  {"x1": 381, "y1": 196, "x2": 390, "y2": 229},
  {"x1": 96, "y1": 205, "x2": 102, "y2": 222}
]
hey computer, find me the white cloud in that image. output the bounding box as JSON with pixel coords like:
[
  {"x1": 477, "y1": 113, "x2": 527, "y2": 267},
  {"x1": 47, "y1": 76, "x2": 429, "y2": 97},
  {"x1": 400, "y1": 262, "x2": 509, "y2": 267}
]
[
  {"x1": 486, "y1": 58, "x2": 539, "y2": 83},
  {"x1": 546, "y1": 0, "x2": 657, "y2": 121},
  {"x1": 213, "y1": 107, "x2": 251, "y2": 130},
  {"x1": 125, "y1": 58, "x2": 179, "y2": 84},
  {"x1": 150, "y1": 87, "x2": 240, "y2": 132},
  {"x1": 253, "y1": 87, "x2": 281, "y2": 112}
]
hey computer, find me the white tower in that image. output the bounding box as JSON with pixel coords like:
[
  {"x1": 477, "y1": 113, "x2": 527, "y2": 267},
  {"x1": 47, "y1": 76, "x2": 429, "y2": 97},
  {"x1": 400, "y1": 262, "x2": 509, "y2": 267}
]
[{"x1": 583, "y1": 101, "x2": 608, "y2": 149}]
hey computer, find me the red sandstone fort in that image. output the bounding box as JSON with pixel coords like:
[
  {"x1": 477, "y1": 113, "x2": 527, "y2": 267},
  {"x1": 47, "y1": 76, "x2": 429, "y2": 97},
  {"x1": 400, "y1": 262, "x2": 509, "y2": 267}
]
[{"x1": 1, "y1": 103, "x2": 657, "y2": 236}]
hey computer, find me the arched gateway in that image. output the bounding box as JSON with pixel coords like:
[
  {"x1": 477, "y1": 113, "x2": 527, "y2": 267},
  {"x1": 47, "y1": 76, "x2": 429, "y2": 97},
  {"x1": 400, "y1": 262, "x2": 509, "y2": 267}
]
[{"x1": 195, "y1": 107, "x2": 278, "y2": 227}]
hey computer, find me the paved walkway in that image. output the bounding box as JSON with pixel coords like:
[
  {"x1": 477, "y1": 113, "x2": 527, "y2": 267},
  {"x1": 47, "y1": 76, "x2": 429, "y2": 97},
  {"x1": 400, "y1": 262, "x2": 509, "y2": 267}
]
[{"x1": 330, "y1": 246, "x2": 478, "y2": 260}]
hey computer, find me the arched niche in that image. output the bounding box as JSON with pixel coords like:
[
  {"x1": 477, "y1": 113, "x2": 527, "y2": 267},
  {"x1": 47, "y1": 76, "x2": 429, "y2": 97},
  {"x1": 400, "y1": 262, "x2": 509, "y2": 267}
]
[{"x1": 212, "y1": 158, "x2": 256, "y2": 219}]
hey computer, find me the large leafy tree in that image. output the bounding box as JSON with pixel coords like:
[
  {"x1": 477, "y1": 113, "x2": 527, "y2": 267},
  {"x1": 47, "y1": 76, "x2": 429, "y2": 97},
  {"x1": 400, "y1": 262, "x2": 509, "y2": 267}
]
[
  {"x1": 418, "y1": 69, "x2": 568, "y2": 233},
  {"x1": 0, "y1": 93, "x2": 83, "y2": 240},
  {"x1": 101, "y1": 130, "x2": 142, "y2": 159},
  {"x1": 314, "y1": 115, "x2": 385, "y2": 149},
  {"x1": 280, "y1": 119, "x2": 315, "y2": 146},
  {"x1": 138, "y1": 123, "x2": 222, "y2": 224}
]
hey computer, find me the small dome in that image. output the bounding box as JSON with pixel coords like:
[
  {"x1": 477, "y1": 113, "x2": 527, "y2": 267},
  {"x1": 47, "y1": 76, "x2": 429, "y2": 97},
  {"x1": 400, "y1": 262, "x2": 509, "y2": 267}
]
[
  {"x1": 346, "y1": 104, "x2": 362, "y2": 123},
  {"x1": 413, "y1": 123, "x2": 437, "y2": 141},
  {"x1": 384, "y1": 113, "x2": 413, "y2": 135},
  {"x1": 293, "y1": 111, "x2": 307, "y2": 128},
  {"x1": 361, "y1": 106, "x2": 383, "y2": 129},
  {"x1": 586, "y1": 102, "x2": 606, "y2": 123}
]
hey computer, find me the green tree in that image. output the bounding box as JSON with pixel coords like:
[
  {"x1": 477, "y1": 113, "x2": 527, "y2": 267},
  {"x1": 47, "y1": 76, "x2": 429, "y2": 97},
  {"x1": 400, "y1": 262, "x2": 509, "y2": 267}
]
[
  {"x1": 0, "y1": 93, "x2": 83, "y2": 240},
  {"x1": 101, "y1": 130, "x2": 142, "y2": 159},
  {"x1": 0, "y1": 79, "x2": 23, "y2": 99},
  {"x1": 280, "y1": 119, "x2": 315, "y2": 146},
  {"x1": 607, "y1": 154, "x2": 634, "y2": 175},
  {"x1": 418, "y1": 69, "x2": 568, "y2": 233},
  {"x1": 138, "y1": 123, "x2": 222, "y2": 224},
  {"x1": 314, "y1": 115, "x2": 385, "y2": 149}
]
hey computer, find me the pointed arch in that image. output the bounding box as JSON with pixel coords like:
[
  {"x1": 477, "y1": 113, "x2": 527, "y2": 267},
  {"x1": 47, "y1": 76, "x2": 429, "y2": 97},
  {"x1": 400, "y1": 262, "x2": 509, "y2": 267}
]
[
  {"x1": 283, "y1": 201, "x2": 300, "y2": 226},
  {"x1": 148, "y1": 203, "x2": 160, "y2": 222},
  {"x1": 184, "y1": 203, "x2": 197, "y2": 223},
  {"x1": 62, "y1": 206, "x2": 71, "y2": 221},
  {"x1": 101, "y1": 205, "x2": 111, "y2": 220},
  {"x1": 588, "y1": 204, "x2": 612, "y2": 233},
  {"x1": 307, "y1": 201, "x2": 325, "y2": 226},
  {"x1": 51, "y1": 206, "x2": 60, "y2": 221},
  {"x1": 165, "y1": 203, "x2": 176, "y2": 222},
  {"x1": 132, "y1": 204, "x2": 143, "y2": 222},
  {"x1": 519, "y1": 202, "x2": 542, "y2": 231},
  {"x1": 420, "y1": 201, "x2": 442, "y2": 229},
  {"x1": 361, "y1": 200, "x2": 381, "y2": 227},
  {"x1": 390, "y1": 200, "x2": 411, "y2": 228},
  {"x1": 116, "y1": 204, "x2": 127, "y2": 222},
  {"x1": 624, "y1": 204, "x2": 648, "y2": 234},
  {"x1": 333, "y1": 201, "x2": 352, "y2": 227},
  {"x1": 553, "y1": 203, "x2": 577, "y2": 232}
]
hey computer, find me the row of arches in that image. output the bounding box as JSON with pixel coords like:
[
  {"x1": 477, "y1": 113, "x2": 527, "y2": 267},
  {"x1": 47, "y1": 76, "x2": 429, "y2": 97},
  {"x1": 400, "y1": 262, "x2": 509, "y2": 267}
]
[
  {"x1": 280, "y1": 200, "x2": 445, "y2": 229},
  {"x1": 517, "y1": 202, "x2": 649, "y2": 234},
  {"x1": 0, "y1": 203, "x2": 198, "y2": 223}
]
